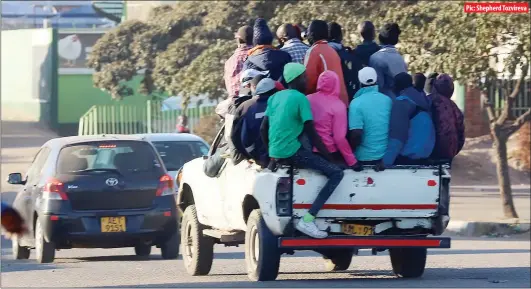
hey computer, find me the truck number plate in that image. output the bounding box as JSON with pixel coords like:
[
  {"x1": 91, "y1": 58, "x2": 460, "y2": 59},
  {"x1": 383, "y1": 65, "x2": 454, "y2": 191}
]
[{"x1": 341, "y1": 224, "x2": 374, "y2": 236}]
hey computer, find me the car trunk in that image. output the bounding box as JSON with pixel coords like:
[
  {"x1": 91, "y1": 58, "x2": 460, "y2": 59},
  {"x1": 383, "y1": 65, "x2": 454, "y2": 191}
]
[
  {"x1": 60, "y1": 173, "x2": 159, "y2": 211},
  {"x1": 292, "y1": 168, "x2": 441, "y2": 219}
]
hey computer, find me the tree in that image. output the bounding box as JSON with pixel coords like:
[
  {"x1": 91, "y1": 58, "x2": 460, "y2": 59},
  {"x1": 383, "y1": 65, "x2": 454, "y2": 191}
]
[{"x1": 388, "y1": 1, "x2": 530, "y2": 218}]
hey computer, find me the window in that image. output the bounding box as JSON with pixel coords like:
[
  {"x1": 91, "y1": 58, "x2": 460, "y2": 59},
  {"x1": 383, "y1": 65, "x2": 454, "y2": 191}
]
[
  {"x1": 152, "y1": 141, "x2": 209, "y2": 171},
  {"x1": 56, "y1": 141, "x2": 164, "y2": 176},
  {"x1": 26, "y1": 147, "x2": 51, "y2": 185}
]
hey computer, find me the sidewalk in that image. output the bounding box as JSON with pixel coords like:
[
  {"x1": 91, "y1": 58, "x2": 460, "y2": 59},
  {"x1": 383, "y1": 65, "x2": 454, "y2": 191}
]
[{"x1": 447, "y1": 190, "x2": 530, "y2": 237}]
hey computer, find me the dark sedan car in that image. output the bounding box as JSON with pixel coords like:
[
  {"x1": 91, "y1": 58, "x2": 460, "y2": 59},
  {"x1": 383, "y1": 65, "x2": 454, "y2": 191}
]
[{"x1": 8, "y1": 135, "x2": 179, "y2": 263}]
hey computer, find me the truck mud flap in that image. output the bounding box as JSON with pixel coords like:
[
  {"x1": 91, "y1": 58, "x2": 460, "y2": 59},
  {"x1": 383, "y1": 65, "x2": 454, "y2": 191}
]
[{"x1": 278, "y1": 236, "x2": 451, "y2": 250}]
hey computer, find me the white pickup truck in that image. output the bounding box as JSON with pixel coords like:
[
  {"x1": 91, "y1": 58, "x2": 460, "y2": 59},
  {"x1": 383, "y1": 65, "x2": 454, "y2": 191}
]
[{"x1": 176, "y1": 126, "x2": 452, "y2": 281}]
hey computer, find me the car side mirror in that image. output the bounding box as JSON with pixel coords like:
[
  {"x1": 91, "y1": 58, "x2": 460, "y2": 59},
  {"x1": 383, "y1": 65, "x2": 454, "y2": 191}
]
[
  {"x1": 202, "y1": 155, "x2": 209, "y2": 160},
  {"x1": 7, "y1": 173, "x2": 24, "y2": 185}
]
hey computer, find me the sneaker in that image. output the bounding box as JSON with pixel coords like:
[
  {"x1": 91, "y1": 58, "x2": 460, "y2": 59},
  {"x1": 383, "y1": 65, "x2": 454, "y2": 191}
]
[{"x1": 296, "y1": 219, "x2": 328, "y2": 239}]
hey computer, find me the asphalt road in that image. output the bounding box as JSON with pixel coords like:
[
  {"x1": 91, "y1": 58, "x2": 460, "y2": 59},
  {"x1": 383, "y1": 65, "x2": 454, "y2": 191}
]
[{"x1": 1, "y1": 236, "x2": 530, "y2": 288}]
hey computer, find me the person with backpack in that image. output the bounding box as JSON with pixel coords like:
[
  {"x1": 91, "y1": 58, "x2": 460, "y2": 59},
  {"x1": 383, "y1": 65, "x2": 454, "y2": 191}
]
[
  {"x1": 353, "y1": 21, "x2": 381, "y2": 67},
  {"x1": 243, "y1": 18, "x2": 292, "y2": 81},
  {"x1": 304, "y1": 20, "x2": 349, "y2": 105},
  {"x1": 327, "y1": 22, "x2": 364, "y2": 102},
  {"x1": 307, "y1": 70, "x2": 358, "y2": 168},
  {"x1": 382, "y1": 72, "x2": 436, "y2": 166},
  {"x1": 260, "y1": 63, "x2": 345, "y2": 238},
  {"x1": 429, "y1": 73, "x2": 465, "y2": 159},
  {"x1": 348, "y1": 67, "x2": 391, "y2": 171},
  {"x1": 369, "y1": 23, "x2": 408, "y2": 99}
]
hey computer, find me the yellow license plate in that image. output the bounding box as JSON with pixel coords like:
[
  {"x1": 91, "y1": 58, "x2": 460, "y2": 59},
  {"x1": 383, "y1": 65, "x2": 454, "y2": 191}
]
[
  {"x1": 341, "y1": 224, "x2": 374, "y2": 236},
  {"x1": 101, "y1": 217, "x2": 126, "y2": 233}
]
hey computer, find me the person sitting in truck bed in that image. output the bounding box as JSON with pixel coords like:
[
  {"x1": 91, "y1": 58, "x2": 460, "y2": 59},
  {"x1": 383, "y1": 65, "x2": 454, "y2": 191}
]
[
  {"x1": 260, "y1": 63, "x2": 344, "y2": 239},
  {"x1": 239, "y1": 78, "x2": 278, "y2": 167},
  {"x1": 348, "y1": 67, "x2": 390, "y2": 171},
  {"x1": 382, "y1": 72, "x2": 435, "y2": 166},
  {"x1": 307, "y1": 70, "x2": 358, "y2": 168}
]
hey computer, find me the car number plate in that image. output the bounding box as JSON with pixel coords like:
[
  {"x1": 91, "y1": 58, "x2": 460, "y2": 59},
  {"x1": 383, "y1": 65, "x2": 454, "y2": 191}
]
[
  {"x1": 101, "y1": 217, "x2": 126, "y2": 233},
  {"x1": 341, "y1": 224, "x2": 374, "y2": 236}
]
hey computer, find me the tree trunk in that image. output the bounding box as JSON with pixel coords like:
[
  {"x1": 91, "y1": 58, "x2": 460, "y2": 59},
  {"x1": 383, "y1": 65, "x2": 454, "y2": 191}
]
[{"x1": 493, "y1": 135, "x2": 519, "y2": 219}]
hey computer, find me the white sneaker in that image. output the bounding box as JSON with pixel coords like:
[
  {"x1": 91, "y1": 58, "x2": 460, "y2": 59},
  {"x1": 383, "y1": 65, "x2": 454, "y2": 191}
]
[{"x1": 296, "y1": 219, "x2": 328, "y2": 239}]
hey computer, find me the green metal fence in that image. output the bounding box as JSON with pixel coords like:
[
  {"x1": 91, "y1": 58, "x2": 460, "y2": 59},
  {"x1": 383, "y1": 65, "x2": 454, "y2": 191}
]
[
  {"x1": 486, "y1": 78, "x2": 531, "y2": 118},
  {"x1": 78, "y1": 100, "x2": 216, "y2": 136}
]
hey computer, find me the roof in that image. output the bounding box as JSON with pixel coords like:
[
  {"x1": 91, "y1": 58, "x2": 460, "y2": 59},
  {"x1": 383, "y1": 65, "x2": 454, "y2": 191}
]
[
  {"x1": 44, "y1": 134, "x2": 146, "y2": 147},
  {"x1": 134, "y1": 133, "x2": 207, "y2": 144}
]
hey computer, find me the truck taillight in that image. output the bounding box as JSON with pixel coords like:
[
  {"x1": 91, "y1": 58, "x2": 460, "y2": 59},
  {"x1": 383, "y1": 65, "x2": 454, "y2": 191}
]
[
  {"x1": 276, "y1": 177, "x2": 292, "y2": 216},
  {"x1": 43, "y1": 179, "x2": 68, "y2": 200},
  {"x1": 156, "y1": 174, "x2": 175, "y2": 196}
]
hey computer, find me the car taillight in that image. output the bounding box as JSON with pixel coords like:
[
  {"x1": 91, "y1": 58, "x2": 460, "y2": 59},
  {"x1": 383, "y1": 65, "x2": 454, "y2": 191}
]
[
  {"x1": 156, "y1": 174, "x2": 175, "y2": 196},
  {"x1": 276, "y1": 177, "x2": 292, "y2": 216},
  {"x1": 43, "y1": 179, "x2": 68, "y2": 200}
]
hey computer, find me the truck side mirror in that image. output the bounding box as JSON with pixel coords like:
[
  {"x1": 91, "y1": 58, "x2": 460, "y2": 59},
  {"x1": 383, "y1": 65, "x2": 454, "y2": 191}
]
[{"x1": 7, "y1": 173, "x2": 24, "y2": 185}]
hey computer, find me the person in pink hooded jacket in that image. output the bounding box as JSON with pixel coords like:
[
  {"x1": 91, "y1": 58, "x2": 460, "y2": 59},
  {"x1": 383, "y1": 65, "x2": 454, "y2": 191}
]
[{"x1": 307, "y1": 70, "x2": 359, "y2": 169}]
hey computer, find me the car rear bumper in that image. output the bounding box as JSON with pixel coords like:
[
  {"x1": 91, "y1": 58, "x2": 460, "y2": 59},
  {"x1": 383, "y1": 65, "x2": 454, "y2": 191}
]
[
  {"x1": 278, "y1": 236, "x2": 451, "y2": 250},
  {"x1": 41, "y1": 207, "x2": 178, "y2": 249}
]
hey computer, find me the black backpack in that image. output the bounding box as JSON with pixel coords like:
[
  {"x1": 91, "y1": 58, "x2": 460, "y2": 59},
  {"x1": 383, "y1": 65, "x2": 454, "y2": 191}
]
[{"x1": 334, "y1": 46, "x2": 364, "y2": 103}]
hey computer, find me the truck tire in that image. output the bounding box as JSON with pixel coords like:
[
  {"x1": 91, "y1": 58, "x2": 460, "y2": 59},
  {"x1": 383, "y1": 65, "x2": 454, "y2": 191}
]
[
  {"x1": 35, "y1": 216, "x2": 55, "y2": 263},
  {"x1": 134, "y1": 244, "x2": 152, "y2": 257},
  {"x1": 12, "y1": 236, "x2": 30, "y2": 260},
  {"x1": 322, "y1": 249, "x2": 353, "y2": 271},
  {"x1": 245, "y1": 209, "x2": 281, "y2": 281},
  {"x1": 181, "y1": 205, "x2": 214, "y2": 276},
  {"x1": 160, "y1": 229, "x2": 180, "y2": 260},
  {"x1": 389, "y1": 248, "x2": 427, "y2": 278}
]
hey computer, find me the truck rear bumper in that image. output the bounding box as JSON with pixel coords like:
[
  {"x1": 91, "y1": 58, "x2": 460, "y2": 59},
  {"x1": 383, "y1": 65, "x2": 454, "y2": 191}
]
[{"x1": 278, "y1": 236, "x2": 451, "y2": 250}]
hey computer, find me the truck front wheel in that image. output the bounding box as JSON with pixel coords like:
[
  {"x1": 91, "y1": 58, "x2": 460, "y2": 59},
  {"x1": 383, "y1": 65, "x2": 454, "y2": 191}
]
[
  {"x1": 181, "y1": 205, "x2": 214, "y2": 276},
  {"x1": 321, "y1": 249, "x2": 354, "y2": 271},
  {"x1": 389, "y1": 248, "x2": 427, "y2": 278},
  {"x1": 245, "y1": 209, "x2": 281, "y2": 281}
]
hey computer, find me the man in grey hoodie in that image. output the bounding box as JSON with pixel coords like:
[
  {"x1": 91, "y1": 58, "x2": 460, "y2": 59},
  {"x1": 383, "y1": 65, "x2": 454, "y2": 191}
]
[{"x1": 369, "y1": 23, "x2": 408, "y2": 99}]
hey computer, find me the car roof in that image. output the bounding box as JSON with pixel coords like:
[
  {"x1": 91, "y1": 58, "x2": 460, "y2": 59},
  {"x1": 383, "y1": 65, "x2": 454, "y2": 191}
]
[
  {"x1": 134, "y1": 133, "x2": 207, "y2": 143},
  {"x1": 44, "y1": 134, "x2": 147, "y2": 148}
]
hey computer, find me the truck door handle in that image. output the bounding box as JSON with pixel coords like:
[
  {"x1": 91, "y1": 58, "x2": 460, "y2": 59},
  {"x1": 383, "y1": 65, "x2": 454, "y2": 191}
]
[{"x1": 441, "y1": 168, "x2": 451, "y2": 179}]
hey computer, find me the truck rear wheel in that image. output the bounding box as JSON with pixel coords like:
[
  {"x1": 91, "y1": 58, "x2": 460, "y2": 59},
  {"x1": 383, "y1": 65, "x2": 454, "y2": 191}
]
[
  {"x1": 322, "y1": 249, "x2": 353, "y2": 271},
  {"x1": 389, "y1": 248, "x2": 427, "y2": 278},
  {"x1": 181, "y1": 205, "x2": 214, "y2": 276},
  {"x1": 245, "y1": 209, "x2": 281, "y2": 281}
]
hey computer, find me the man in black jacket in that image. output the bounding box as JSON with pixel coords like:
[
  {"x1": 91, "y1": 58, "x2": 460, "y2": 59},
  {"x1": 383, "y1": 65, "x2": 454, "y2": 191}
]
[{"x1": 353, "y1": 21, "x2": 381, "y2": 67}]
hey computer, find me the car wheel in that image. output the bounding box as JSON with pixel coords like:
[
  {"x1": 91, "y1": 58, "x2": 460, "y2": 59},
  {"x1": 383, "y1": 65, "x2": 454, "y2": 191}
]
[
  {"x1": 12, "y1": 236, "x2": 30, "y2": 260},
  {"x1": 321, "y1": 249, "x2": 353, "y2": 271},
  {"x1": 160, "y1": 227, "x2": 180, "y2": 260},
  {"x1": 134, "y1": 244, "x2": 152, "y2": 257},
  {"x1": 245, "y1": 209, "x2": 281, "y2": 281},
  {"x1": 389, "y1": 248, "x2": 427, "y2": 278},
  {"x1": 35, "y1": 216, "x2": 55, "y2": 263},
  {"x1": 181, "y1": 205, "x2": 214, "y2": 275}
]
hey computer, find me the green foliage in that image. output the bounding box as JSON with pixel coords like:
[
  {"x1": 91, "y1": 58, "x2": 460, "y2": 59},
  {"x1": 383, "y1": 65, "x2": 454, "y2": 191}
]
[{"x1": 89, "y1": 0, "x2": 530, "y2": 103}]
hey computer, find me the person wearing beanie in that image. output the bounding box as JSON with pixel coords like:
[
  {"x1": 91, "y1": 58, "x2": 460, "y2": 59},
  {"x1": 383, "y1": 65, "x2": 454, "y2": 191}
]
[
  {"x1": 242, "y1": 18, "x2": 292, "y2": 81},
  {"x1": 260, "y1": 63, "x2": 345, "y2": 239},
  {"x1": 369, "y1": 23, "x2": 408, "y2": 99},
  {"x1": 425, "y1": 72, "x2": 439, "y2": 95},
  {"x1": 224, "y1": 25, "x2": 254, "y2": 98},
  {"x1": 277, "y1": 23, "x2": 309, "y2": 64},
  {"x1": 239, "y1": 78, "x2": 278, "y2": 167},
  {"x1": 307, "y1": 70, "x2": 359, "y2": 168},
  {"x1": 353, "y1": 21, "x2": 381, "y2": 66},
  {"x1": 304, "y1": 20, "x2": 349, "y2": 105},
  {"x1": 382, "y1": 72, "x2": 435, "y2": 166},
  {"x1": 327, "y1": 21, "x2": 364, "y2": 102},
  {"x1": 429, "y1": 73, "x2": 465, "y2": 159},
  {"x1": 348, "y1": 67, "x2": 391, "y2": 170}
]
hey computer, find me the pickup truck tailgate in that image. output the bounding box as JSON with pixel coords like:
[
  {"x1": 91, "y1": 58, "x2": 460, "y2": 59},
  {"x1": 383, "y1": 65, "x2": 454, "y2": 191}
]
[{"x1": 292, "y1": 168, "x2": 440, "y2": 218}]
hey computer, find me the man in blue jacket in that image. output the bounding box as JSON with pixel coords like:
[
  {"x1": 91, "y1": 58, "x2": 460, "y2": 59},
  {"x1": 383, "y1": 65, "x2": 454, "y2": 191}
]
[{"x1": 382, "y1": 73, "x2": 436, "y2": 166}]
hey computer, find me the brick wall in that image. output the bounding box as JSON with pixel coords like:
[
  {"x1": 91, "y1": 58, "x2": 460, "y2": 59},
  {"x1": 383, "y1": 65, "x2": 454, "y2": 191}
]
[{"x1": 464, "y1": 86, "x2": 490, "y2": 137}]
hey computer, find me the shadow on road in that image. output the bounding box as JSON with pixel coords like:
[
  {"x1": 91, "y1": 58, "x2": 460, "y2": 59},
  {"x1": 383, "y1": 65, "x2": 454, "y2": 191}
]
[
  {"x1": 71, "y1": 255, "x2": 177, "y2": 262},
  {"x1": 0, "y1": 260, "x2": 60, "y2": 273},
  {"x1": 94, "y1": 266, "x2": 531, "y2": 288}
]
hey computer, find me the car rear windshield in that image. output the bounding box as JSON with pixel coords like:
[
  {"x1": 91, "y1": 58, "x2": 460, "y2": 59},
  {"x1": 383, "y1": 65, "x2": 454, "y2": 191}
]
[
  {"x1": 152, "y1": 141, "x2": 209, "y2": 171},
  {"x1": 57, "y1": 141, "x2": 165, "y2": 176}
]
